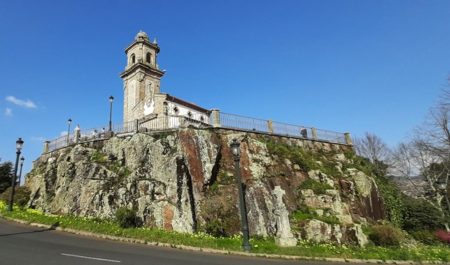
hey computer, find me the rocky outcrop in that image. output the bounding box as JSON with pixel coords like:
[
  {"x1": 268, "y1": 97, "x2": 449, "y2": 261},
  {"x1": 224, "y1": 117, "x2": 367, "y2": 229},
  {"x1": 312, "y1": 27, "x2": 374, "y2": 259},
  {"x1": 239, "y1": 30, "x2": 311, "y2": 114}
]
[{"x1": 26, "y1": 128, "x2": 384, "y2": 246}]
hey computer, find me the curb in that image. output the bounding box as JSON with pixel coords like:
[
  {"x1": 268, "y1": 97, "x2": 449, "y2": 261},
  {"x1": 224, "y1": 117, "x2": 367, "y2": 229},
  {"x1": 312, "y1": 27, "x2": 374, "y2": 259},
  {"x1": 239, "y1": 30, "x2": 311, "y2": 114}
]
[{"x1": 1, "y1": 216, "x2": 444, "y2": 264}]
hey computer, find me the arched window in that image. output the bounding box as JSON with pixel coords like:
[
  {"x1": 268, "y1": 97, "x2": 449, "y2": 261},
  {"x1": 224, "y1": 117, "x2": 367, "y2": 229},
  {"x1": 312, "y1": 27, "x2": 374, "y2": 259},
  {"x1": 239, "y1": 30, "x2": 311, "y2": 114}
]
[
  {"x1": 146, "y1": 53, "x2": 151, "y2": 64},
  {"x1": 131, "y1": 54, "x2": 136, "y2": 64}
]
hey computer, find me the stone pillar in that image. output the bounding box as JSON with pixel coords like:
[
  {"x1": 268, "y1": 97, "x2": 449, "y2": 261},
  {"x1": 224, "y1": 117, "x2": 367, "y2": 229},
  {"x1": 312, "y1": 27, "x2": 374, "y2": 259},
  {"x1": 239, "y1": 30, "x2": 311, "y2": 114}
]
[
  {"x1": 344, "y1": 132, "x2": 353, "y2": 145},
  {"x1": 43, "y1": 141, "x2": 50, "y2": 153},
  {"x1": 273, "y1": 186, "x2": 297, "y2": 247},
  {"x1": 163, "y1": 101, "x2": 169, "y2": 129},
  {"x1": 267, "y1": 120, "x2": 274, "y2": 134},
  {"x1": 74, "y1": 126, "x2": 81, "y2": 143},
  {"x1": 211, "y1": 109, "x2": 221, "y2": 128},
  {"x1": 179, "y1": 116, "x2": 186, "y2": 128},
  {"x1": 311, "y1": 127, "x2": 318, "y2": 140}
]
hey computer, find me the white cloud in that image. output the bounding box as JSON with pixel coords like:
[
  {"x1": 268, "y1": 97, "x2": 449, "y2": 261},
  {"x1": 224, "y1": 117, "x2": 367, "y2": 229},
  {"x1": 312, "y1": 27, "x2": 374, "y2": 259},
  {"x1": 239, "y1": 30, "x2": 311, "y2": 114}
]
[
  {"x1": 31, "y1": 136, "x2": 46, "y2": 142},
  {"x1": 4, "y1": 108, "x2": 12, "y2": 116},
  {"x1": 60, "y1": 131, "x2": 68, "y2": 136},
  {"x1": 6, "y1": 96, "x2": 37, "y2": 109}
]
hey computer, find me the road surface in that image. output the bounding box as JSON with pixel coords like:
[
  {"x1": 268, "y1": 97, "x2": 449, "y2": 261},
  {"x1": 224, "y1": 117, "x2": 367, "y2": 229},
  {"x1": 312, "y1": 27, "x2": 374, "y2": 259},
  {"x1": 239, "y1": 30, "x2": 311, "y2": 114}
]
[{"x1": 0, "y1": 218, "x2": 356, "y2": 265}]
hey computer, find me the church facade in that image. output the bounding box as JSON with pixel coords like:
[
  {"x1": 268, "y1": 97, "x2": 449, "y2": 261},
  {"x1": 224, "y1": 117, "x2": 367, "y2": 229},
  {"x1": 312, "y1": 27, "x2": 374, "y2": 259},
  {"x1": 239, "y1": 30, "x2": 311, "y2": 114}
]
[{"x1": 120, "y1": 31, "x2": 210, "y2": 126}]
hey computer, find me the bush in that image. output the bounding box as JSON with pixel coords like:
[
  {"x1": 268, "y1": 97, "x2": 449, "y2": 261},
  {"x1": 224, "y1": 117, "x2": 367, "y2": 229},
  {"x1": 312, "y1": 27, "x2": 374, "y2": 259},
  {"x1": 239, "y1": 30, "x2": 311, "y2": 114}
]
[
  {"x1": 402, "y1": 198, "x2": 444, "y2": 231},
  {"x1": 199, "y1": 188, "x2": 241, "y2": 237},
  {"x1": 368, "y1": 224, "x2": 404, "y2": 246},
  {"x1": 115, "y1": 207, "x2": 139, "y2": 228},
  {"x1": 0, "y1": 186, "x2": 31, "y2": 208},
  {"x1": 411, "y1": 230, "x2": 440, "y2": 245}
]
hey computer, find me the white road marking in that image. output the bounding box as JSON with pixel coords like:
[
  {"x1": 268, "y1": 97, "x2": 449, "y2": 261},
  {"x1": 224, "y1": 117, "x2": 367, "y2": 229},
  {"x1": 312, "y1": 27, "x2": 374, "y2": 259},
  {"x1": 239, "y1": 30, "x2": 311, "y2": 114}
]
[{"x1": 61, "y1": 253, "x2": 121, "y2": 263}]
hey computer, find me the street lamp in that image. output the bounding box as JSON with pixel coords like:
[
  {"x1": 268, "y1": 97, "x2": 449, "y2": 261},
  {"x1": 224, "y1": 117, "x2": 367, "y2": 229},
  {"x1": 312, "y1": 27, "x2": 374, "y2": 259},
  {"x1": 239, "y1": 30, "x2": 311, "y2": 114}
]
[
  {"x1": 109, "y1": 95, "x2": 114, "y2": 132},
  {"x1": 8, "y1": 138, "x2": 24, "y2": 212},
  {"x1": 67, "y1": 118, "x2": 72, "y2": 145},
  {"x1": 17, "y1": 156, "x2": 25, "y2": 186},
  {"x1": 230, "y1": 138, "x2": 251, "y2": 252}
]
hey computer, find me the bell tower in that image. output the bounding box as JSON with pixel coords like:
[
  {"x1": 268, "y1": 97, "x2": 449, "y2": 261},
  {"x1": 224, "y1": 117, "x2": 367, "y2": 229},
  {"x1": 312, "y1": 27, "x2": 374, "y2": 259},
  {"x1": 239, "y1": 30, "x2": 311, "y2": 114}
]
[{"x1": 120, "y1": 31, "x2": 165, "y2": 123}]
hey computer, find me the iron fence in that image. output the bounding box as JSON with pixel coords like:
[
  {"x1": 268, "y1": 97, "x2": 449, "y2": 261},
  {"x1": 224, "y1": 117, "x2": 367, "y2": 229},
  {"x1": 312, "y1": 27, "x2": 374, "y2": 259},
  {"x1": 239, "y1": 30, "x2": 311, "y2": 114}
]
[
  {"x1": 45, "y1": 112, "x2": 349, "y2": 153},
  {"x1": 218, "y1": 112, "x2": 269, "y2": 133},
  {"x1": 216, "y1": 112, "x2": 348, "y2": 145}
]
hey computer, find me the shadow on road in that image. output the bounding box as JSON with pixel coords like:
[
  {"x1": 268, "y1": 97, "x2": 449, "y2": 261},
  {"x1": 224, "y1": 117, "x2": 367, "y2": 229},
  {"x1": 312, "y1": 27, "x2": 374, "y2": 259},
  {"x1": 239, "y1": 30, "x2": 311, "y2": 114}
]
[{"x1": 0, "y1": 222, "x2": 59, "y2": 237}]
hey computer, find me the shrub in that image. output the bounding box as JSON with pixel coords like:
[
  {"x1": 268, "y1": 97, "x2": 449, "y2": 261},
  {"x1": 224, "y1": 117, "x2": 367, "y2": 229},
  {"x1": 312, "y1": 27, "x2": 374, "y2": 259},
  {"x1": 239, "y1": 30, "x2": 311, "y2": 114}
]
[
  {"x1": 435, "y1": 230, "x2": 450, "y2": 245},
  {"x1": 115, "y1": 207, "x2": 139, "y2": 228},
  {"x1": 0, "y1": 186, "x2": 31, "y2": 208},
  {"x1": 411, "y1": 230, "x2": 440, "y2": 245},
  {"x1": 199, "y1": 189, "x2": 241, "y2": 237},
  {"x1": 368, "y1": 224, "x2": 404, "y2": 246},
  {"x1": 402, "y1": 198, "x2": 444, "y2": 232}
]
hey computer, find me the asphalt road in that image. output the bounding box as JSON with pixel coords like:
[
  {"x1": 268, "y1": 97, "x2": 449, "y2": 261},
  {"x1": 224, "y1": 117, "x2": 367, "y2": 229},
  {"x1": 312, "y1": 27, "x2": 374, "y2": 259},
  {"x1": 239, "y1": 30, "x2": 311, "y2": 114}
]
[{"x1": 0, "y1": 218, "x2": 358, "y2": 265}]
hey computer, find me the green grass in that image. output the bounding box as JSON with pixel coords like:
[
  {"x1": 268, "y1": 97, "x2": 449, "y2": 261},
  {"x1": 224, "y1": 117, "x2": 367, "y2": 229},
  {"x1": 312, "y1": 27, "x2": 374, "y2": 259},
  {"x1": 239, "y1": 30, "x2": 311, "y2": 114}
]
[
  {"x1": 299, "y1": 179, "x2": 333, "y2": 194},
  {"x1": 291, "y1": 210, "x2": 341, "y2": 225},
  {"x1": 0, "y1": 200, "x2": 449, "y2": 262}
]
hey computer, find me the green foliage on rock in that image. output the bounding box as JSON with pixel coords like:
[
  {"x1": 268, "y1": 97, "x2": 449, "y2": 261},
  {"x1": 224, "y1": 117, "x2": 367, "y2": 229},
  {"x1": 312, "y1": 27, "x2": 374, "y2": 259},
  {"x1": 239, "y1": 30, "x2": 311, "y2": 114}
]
[
  {"x1": 115, "y1": 207, "x2": 139, "y2": 228},
  {"x1": 291, "y1": 207, "x2": 340, "y2": 225},
  {"x1": 264, "y1": 139, "x2": 317, "y2": 172},
  {"x1": 263, "y1": 138, "x2": 346, "y2": 178},
  {"x1": 374, "y1": 176, "x2": 405, "y2": 227},
  {"x1": 299, "y1": 179, "x2": 333, "y2": 194},
  {"x1": 90, "y1": 150, "x2": 108, "y2": 163}
]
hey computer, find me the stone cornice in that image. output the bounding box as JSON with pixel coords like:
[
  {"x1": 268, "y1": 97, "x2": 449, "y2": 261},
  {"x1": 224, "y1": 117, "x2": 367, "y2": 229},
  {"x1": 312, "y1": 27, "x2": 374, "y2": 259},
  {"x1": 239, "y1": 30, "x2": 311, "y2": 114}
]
[
  {"x1": 120, "y1": 63, "x2": 165, "y2": 79},
  {"x1": 124, "y1": 39, "x2": 160, "y2": 54}
]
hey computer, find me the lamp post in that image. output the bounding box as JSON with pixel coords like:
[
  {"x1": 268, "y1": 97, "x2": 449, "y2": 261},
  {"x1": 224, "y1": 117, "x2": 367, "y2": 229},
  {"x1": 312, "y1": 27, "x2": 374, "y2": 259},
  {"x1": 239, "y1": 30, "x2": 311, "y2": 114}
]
[
  {"x1": 109, "y1": 95, "x2": 114, "y2": 132},
  {"x1": 230, "y1": 138, "x2": 251, "y2": 252},
  {"x1": 67, "y1": 118, "x2": 72, "y2": 145},
  {"x1": 17, "y1": 156, "x2": 24, "y2": 186},
  {"x1": 8, "y1": 138, "x2": 24, "y2": 212}
]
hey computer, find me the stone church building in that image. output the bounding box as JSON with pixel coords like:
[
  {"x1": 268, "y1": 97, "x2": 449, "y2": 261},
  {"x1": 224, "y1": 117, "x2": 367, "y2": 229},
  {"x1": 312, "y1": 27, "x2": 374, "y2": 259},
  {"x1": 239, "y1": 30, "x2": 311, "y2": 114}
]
[{"x1": 120, "y1": 31, "x2": 210, "y2": 126}]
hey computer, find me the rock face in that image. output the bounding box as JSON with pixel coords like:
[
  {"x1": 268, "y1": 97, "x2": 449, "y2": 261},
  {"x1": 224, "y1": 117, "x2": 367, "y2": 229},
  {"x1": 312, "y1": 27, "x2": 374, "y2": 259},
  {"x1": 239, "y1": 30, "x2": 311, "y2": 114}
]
[{"x1": 26, "y1": 128, "x2": 384, "y2": 245}]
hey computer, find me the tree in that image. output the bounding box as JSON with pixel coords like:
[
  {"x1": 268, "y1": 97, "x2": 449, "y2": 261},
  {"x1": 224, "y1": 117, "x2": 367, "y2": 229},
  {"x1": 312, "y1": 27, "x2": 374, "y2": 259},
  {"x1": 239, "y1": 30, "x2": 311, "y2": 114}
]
[
  {"x1": 0, "y1": 160, "x2": 14, "y2": 194},
  {"x1": 391, "y1": 85, "x2": 450, "y2": 230},
  {"x1": 354, "y1": 132, "x2": 391, "y2": 176}
]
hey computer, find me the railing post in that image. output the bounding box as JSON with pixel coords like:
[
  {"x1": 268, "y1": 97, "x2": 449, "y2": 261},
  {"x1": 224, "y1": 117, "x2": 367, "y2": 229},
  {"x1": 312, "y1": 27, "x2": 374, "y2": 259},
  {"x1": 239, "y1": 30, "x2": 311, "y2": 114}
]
[
  {"x1": 311, "y1": 127, "x2": 318, "y2": 140},
  {"x1": 267, "y1": 120, "x2": 274, "y2": 134},
  {"x1": 211, "y1": 109, "x2": 221, "y2": 128},
  {"x1": 43, "y1": 141, "x2": 50, "y2": 153},
  {"x1": 344, "y1": 132, "x2": 353, "y2": 145},
  {"x1": 135, "y1": 119, "x2": 139, "y2": 133},
  {"x1": 74, "y1": 128, "x2": 80, "y2": 143}
]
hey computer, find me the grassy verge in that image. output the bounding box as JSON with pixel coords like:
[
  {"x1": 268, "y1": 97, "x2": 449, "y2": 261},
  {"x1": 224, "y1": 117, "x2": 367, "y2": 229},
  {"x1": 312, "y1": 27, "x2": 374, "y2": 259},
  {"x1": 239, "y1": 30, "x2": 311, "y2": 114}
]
[{"x1": 0, "y1": 201, "x2": 448, "y2": 262}]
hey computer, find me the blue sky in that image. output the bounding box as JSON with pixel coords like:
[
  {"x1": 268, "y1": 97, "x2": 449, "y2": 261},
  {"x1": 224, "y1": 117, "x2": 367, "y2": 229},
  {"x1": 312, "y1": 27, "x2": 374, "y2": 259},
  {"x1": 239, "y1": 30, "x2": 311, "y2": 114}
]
[{"x1": 0, "y1": 0, "x2": 449, "y2": 178}]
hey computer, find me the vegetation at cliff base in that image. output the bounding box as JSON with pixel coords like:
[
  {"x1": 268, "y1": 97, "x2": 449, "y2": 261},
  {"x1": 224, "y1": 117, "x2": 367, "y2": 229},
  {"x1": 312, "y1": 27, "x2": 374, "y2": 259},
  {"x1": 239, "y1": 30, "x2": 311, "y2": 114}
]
[{"x1": 0, "y1": 200, "x2": 449, "y2": 262}]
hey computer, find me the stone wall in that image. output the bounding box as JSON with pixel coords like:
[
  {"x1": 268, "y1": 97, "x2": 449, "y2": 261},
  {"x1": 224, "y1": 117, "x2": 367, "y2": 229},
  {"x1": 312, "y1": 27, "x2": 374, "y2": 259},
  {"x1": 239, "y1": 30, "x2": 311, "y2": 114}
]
[{"x1": 26, "y1": 128, "x2": 384, "y2": 246}]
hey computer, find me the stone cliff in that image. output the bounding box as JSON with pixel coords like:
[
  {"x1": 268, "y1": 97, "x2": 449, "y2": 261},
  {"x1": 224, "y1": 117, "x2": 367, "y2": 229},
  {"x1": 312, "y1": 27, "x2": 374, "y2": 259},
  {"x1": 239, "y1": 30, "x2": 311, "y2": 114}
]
[{"x1": 26, "y1": 128, "x2": 384, "y2": 245}]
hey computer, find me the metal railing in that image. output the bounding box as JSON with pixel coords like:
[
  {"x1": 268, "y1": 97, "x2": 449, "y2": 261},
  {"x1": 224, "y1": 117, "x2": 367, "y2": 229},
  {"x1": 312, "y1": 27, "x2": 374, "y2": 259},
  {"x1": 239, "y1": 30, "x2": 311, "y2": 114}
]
[
  {"x1": 45, "y1": 115, "x2": 210, "y2": 153},
  {"x1": 45, "y1": 112, "x2": 349, "y2": 153},
  {"x1": 215, "y1": 112, "x2": 348, "y2": 145}
]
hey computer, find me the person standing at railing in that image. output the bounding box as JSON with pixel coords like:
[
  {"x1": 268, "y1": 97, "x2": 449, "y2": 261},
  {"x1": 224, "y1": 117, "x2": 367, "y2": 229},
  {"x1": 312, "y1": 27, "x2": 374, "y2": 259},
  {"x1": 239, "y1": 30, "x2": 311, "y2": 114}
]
[{"x1": 74, "y1": 124, "x2": 81, "y2": 143}]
